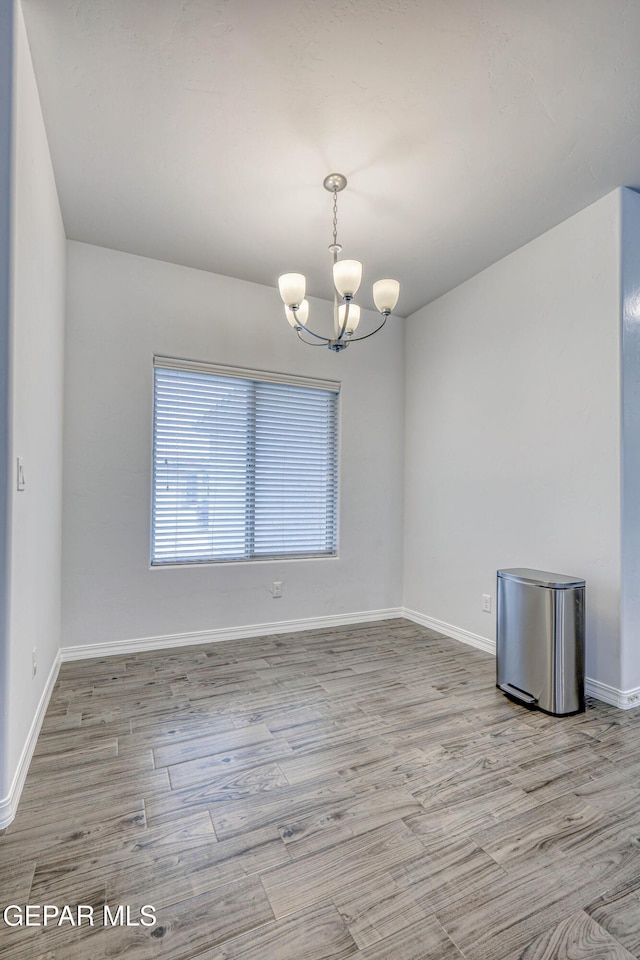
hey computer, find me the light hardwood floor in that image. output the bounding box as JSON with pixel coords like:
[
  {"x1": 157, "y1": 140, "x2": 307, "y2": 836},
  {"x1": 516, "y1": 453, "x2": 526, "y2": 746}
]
[{"x1": 1, "y1": 618, "x2": 640, "y2": 959}]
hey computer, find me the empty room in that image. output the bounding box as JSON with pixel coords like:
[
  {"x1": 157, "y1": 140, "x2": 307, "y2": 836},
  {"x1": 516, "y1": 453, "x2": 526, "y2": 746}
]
[{"x1": 2, "y1": 1, "x2": 640, "y2": 958}]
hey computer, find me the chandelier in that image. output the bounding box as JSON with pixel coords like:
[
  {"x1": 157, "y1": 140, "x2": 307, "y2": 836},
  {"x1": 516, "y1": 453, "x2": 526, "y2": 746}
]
[{"x1": 277, "y1": 174, "x2": 400, "y2": 352}]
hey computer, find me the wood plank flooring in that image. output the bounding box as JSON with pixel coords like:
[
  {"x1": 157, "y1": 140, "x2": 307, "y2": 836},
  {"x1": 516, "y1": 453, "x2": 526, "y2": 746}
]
[{"x1": 2, "y1": 618, "x2": 640, "y2": 959}]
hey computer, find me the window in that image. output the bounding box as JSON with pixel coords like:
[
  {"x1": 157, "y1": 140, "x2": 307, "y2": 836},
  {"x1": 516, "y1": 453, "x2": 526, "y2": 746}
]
[{"x1": 152, "y1": 357, "x2": 339, "y2": 564}]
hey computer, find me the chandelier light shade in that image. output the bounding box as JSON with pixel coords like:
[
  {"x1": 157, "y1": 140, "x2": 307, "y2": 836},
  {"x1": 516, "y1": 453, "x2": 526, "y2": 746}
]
[
  {"x1": 277, "y1": 174, "x2": 399, "y2": 352},
  {"x1": 338, "y1": 302, "x2": 360, "y2": 334},
  {"x1": 278, "y1": 273, "x2": 306, "y2": 308},
  {"x1": 286, "y1": 300, "x2": 309, "y2": 327},
  {"x1": 373, "y1": 278, "x2": 400, "y2": 314},
  {"x1": 333, "y1": 259, "x2": 362, "y2": 299}
]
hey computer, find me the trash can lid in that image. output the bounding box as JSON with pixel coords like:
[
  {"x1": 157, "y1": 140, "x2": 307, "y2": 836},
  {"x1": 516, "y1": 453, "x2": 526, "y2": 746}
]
[{"x1": 497, "y1": 568, "x2": 585, "y2": 588}]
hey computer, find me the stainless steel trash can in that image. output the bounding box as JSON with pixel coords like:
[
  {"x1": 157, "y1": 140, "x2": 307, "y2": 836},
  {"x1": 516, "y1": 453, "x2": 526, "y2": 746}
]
[{"x1": 496, "y1": 568, "x2": 585, "y2": 715}]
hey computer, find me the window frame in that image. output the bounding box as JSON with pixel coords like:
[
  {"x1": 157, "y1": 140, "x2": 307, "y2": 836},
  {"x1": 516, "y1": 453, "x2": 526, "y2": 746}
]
[{"x1": 150, "y1": 356, "x2": 341, "y2": 567}]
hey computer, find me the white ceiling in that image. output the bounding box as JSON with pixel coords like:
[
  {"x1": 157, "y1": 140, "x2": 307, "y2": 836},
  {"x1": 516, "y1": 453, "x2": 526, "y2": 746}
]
[{"x1": 20, "y1": 0, "x2": 640, "y2": 317}]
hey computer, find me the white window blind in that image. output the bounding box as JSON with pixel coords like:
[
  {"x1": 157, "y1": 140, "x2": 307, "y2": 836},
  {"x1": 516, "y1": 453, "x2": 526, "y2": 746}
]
[{"x1": 152, "y1": 358, "x2": 339, "y2": 564}]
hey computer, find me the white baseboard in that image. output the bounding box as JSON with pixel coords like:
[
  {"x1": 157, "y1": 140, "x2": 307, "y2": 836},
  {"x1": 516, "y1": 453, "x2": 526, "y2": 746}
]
[
  {"x1": 402, "y1": 607, "x2": 496, "y2": 656},
  {"x1": 60, "y1": 607, "x2": 406, "y2": 662},
  {"x1": 402, "y1": 607, "x2": 640, "y2": 711},
  {"x1": 0, "y1": 651, "x2": 61, "y2": 830},
  {"x1": 585, "y1": 677, "x2": 640, "y2": 710}
]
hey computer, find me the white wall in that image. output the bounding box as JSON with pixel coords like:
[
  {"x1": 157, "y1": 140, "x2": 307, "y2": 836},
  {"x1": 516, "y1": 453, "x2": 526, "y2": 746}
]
[
  {"x1": 0, "y1": 0, "x2": 14, "y2": 812},
  {"x1": 620, "y1": 188, "x2": 640, "y2": 693},
  {"x1": 62, "y1": 242, "x2": 404, "y2": 649},
  {"x1": 0, "y1": 0, "x2": 66, "y2": 824},
  {"x1": 403, "y1": 191, "x2": 622, "y2": 690}
]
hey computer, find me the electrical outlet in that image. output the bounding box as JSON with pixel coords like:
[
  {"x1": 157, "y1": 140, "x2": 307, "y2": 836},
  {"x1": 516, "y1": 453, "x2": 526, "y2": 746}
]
[
  {"x1": 32, "y1": 647, "x2": 37, "y2": 678},
  {"x1": 271, "y1": 581, "x2": 283, "y2": 599},
  {"x1": 482, "y1": 594, "x2": 491, "y2": 613}
]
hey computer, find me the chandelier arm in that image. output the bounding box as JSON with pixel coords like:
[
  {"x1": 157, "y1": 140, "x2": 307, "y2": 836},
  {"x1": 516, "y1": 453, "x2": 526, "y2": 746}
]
[
  {"x1": 296, "y1": 325, "x2": 332, "y2": 343},
  {"x1": 295, "y1": 328, "x2": 329, "y2": 347},
  {"x1": 333, "y1": 292, "x2": 343, "y2": 341},
  {"x1": 337, "y1": 298, "x2": 351, "y2": 340},
  {"x1": 288, "y1": 308, "x2": 333, "y2": 344},
  {"x1": 344, "y1": 314, "x2": 389, "y2": 343},
  {"x1": 332, "y1": 269, "x2": 341, "y2": 341}
]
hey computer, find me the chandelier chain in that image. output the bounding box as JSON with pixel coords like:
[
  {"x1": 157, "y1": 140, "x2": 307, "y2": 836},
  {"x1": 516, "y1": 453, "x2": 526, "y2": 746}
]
[{"x1": 332, "y1": 189, "x2": 339, "y2": 247}]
